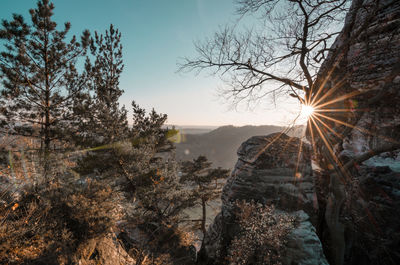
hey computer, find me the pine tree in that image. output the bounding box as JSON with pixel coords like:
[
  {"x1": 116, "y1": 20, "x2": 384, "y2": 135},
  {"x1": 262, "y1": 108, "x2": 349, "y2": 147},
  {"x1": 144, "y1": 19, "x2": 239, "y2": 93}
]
[
  {"x1": 73, "y1": 25, "x2": 130, "y2": 177},
  {"x1": 122, "y1": 101, "x2": 188, "y2": 214},
  {"x1": 0, "y1": 0, "x2": 90, "y2": 156},
  {"x1": 77, "y1": 24, "x2": 128, "y2": 147},
  {"x1": 116, "y1": 103, "x2": 196, "y2": 264},
  {"x1": 180, "y1": 155, "x2": 230, "y2": 242}
]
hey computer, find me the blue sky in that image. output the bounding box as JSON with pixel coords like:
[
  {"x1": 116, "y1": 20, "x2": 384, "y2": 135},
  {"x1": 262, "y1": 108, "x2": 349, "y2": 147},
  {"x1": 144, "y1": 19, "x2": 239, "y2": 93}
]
[{"x1": 0, "y1": 0, "x2": 303, "y2": 126}]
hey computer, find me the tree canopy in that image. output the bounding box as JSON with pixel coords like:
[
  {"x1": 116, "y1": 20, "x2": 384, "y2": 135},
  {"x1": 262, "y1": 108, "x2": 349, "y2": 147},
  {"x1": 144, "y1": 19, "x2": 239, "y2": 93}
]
[{"x1": 0, "y1": 0, "x2": 90, "y2": 154}]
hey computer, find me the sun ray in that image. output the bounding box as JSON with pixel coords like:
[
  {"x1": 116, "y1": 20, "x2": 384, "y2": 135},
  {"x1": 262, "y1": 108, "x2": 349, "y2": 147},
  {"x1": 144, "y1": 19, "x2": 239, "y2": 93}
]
[
  {"x1": 231, "y1": 127, "x2": 300, "y2": 179},
  {"x1": 303, "y1": 86, "x2": 311, "y2": 106},
  {"x1": 316, "y1": 90, "x2": 362, "y2": 109},
  {"x1": 310, "y1": 116, "x2": 339, "y2": 165},
  {"x1": 307, "y1": 120, "x2": 316, "y2": 152},
  {"x1": 249, "y1": 131, "x2": 287, "y2": 164},
  {"x1": 314, "y1": 112, "x2": 400, "y2": 145},
  {"x1": 314, "y1": 108, "x2": 368, "y2": 113},
  {"x1": 312, "y1": 75, "x2": 348, "y2": 106},
  {"x1": 310, "y1": 50, "x2": 346, "y2": 105},
  {"x1": 310, "y1": 61, "x2": 345, "y2": 106},
  {"x1": 281, "y1": 134, "x2": 297, "y2": 153},
  {"x1": 312, "y1": 114, "x2": 344, "y2": 140},
  {"x1": 310, "y1": 117, "x2": 353, "y2": 184}
]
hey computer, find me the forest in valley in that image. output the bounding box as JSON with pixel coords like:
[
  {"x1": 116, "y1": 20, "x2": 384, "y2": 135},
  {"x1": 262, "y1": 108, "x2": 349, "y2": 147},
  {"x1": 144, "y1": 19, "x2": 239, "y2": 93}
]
[{"x1": 1, "y1": 0, "x2": 400, "y2": 265}]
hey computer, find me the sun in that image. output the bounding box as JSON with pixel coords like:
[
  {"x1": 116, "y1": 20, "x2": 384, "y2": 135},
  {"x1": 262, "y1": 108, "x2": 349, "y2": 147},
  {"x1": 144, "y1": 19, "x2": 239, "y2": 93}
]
[{"x1": 300, "y1": 104, "x2": 315, "y2": 120}]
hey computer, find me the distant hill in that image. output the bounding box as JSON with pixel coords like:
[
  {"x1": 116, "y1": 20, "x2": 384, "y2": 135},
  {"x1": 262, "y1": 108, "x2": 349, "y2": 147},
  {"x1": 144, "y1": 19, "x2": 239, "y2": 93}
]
[
  {"x1": 174, "y1": 125, "x2": 305, "y2": 169},
  {"x1": 169, "y1": 125, "x2": 218, "y2": 135}
]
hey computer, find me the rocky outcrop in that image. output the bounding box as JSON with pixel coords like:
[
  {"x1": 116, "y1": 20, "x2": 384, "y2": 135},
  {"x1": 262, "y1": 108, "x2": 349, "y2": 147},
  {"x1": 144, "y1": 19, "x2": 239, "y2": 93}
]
[
  {"x1": 283, "y1": 211, "x2": 328, "y2": 265},
  {"x1": 201, "y1": 1, "x2": 400, "y2": 264},
  {"x1": 221, "y1": 134, "x2": 316, "y2": 220},
  {"x1": 343, "y1": 166, "x2": 400, "y2": 265},
  {"x1": 200, "y1": 133, "x2": 327, "y2": 264},
  {"x1": 310, "y1": 0, "x2": 400, "y2": 264}
]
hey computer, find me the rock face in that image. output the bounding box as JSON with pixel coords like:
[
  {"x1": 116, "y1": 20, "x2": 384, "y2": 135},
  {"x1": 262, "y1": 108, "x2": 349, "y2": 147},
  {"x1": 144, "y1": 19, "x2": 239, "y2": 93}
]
[
  {"x1": 200, "y1": 1, "x2": 400, "y2": 264},
  {"x1": 345, "y1": 166, "x2": 400, "y2": 265},
  {"x1": 222, "y1": 133, "x2": 316, "y2": 222},
  {"x1": 282, "y1": 211, "x2": 328, "y2": 265},
  {"x1": 310, "y1": 0, "x2": 400, "y2": 264},
  {"x1": 200, "y1": 133, "x2": 328, "y2": 264}
]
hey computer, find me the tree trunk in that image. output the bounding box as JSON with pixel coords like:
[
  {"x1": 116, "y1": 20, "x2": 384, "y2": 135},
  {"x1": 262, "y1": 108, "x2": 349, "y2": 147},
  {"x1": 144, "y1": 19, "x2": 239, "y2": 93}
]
[
  {"x1": 43, "y1": 33, "x2": 51, "y2": 177},
  {"x1": 201, "y1": 198, "x2": 207, "y2": 244},
  {"x1": 44, "y1": 96, "x2": 50, "y2": 152}
]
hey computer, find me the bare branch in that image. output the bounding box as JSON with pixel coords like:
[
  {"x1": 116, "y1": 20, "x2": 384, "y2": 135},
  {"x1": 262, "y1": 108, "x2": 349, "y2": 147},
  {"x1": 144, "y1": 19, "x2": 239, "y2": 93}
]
[{"x1": 180, "y1": 0, "x2": 350, "y2": 107}]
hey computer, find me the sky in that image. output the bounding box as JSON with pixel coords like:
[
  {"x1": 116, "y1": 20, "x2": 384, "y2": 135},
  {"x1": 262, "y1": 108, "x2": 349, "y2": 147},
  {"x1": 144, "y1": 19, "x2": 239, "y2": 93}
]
[{"x1": 0, "y1": 0, "x2": 304, "y2": 126}]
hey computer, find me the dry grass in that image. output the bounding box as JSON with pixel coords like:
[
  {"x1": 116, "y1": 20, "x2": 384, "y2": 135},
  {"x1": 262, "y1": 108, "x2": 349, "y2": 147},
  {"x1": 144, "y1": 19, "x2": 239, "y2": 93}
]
[{"x1": 0, "y1": 175, "x2": 120, "y2": 264}]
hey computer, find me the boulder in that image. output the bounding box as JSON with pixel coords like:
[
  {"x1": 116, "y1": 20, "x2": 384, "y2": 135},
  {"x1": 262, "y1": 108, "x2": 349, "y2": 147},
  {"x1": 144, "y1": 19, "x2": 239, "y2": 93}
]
[
  {"x1": 200, "y1": 133, "x2": 327, "y2": 265},
  {"x1": 283, "y1": 211, "x2": 328, "y2": 265}
]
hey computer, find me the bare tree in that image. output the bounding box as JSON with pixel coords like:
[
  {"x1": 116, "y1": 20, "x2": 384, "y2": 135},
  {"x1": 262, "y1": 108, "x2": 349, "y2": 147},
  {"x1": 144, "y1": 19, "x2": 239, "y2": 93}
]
[{"x1": 179, "y1": 0, "x2": 350, "y2": 107}]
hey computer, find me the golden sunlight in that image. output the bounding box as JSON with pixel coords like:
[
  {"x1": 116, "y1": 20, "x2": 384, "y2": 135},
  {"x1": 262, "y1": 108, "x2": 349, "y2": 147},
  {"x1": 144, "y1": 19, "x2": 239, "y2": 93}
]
[{"x1": 300, "y1": 104, "x2": 315, "y2": 120}]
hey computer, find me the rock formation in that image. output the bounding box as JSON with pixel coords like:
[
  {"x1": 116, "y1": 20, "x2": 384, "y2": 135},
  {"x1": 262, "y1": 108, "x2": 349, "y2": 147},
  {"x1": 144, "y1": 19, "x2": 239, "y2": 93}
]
[
  {"x1": 200, "y1": 1, "x2": 400, "y2": 264},
  {"x1": 200, "y1": 133, "x2": 328, "y2": 265},
  {"x1": 310, "y1": 0, "x2": 400, "y2": 264}
]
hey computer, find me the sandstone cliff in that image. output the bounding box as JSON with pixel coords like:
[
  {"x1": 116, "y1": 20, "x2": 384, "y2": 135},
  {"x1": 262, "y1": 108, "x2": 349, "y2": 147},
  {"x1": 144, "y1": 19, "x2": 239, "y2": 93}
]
[
  {"x1": 200, "y1": 0, "x2": 400, "y2": 264},
  {"x1": 311, "y1": 0, "x2": 400, "y2": 264},
  {"x1": 199, "y1": 133, "x2": 328, "y2": 265}
]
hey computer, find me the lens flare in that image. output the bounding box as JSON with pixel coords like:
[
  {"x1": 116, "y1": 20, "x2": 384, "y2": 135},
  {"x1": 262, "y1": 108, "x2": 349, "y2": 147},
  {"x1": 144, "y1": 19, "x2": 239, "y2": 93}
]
[{"x1": 300, "y1": 104, "x2": 315, "y2": 120}]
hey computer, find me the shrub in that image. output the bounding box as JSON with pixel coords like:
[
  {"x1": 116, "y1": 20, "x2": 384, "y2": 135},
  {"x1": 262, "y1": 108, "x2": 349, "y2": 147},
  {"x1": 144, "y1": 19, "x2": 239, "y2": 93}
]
[
  {"x1": 0, "y1": 177, "x2": 120, "y2": 264},
  {"x1": 227, "y1": 201, "x2": 296, "y2": 265}
]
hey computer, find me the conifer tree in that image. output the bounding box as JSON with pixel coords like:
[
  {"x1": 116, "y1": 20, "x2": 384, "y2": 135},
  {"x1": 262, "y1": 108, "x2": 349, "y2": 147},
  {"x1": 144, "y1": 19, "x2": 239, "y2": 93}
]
[
  {"x1": 117, "y1": 103, "x2": 196, "y2": 263},
  {"x1": 77, "y1": 24, "x2": 128, "y2": 147},
  {"x1": 0, "y1": 0, "x2": 90, "y2": 156},
  {"x1": 122, "y1": 101, "x2": 189, "y2": 217},
  {"x1": 74, "y1": 25, "x2": 129, "y2": 176},
  {"x1": 180, "y1": 155, "x2": 230, "y2": 242}
]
